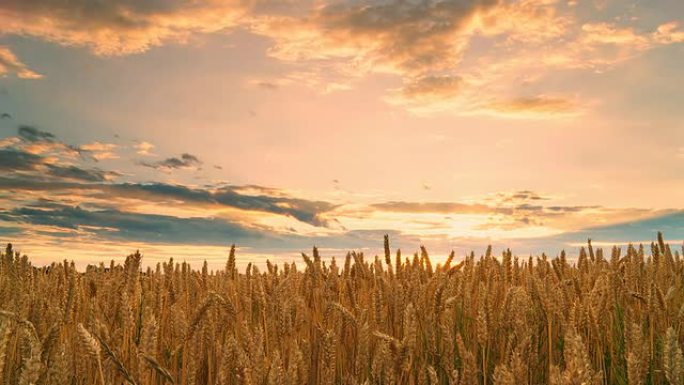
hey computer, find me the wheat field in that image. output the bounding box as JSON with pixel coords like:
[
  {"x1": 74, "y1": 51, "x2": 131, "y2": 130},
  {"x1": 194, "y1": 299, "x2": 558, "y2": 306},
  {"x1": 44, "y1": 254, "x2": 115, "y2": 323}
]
[{"x1": 0, "y1": 234, "x2": 683, "y2": 385}]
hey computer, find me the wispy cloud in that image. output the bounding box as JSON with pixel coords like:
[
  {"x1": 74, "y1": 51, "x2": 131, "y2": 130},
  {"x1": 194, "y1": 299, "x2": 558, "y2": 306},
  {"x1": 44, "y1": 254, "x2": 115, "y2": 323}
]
[
  {"x1": 140, "y1": 153, "x2": 202, "y2": 170},
  {"x1": 368, "y1": 190, "x2": 667, "y2": 234},
  {"x1": 0, "y1": 177, "x2": 337, "y2": 228},
  {"x1": 0, "y1": 203, "x2": 262, "y2": 245},
  {"x1": 18, "y1": 125, "x2": 55, "y2": 142},
  {"x1": 81, "y1": 142, "x2": 119, "y2": 160},
  {"x1": 485, "y1": 96, "x2": 580, "y2": 118},
  {"x1": 15, "y1": 125, "x2": 82, "y2": 158},
  {"x1": 0, "y1": 148, "x2": 119, "y2": 182},
  {"x1": 1, "y1": 126, "x2": 121, "y2": 181},
  {"x1": 44, "y1": 164, "x2": 120, "y2": 182},
  {"x1": 0, "y1": 46, "x2": 41, "y2": 79},
  {"x1": 133, "y1": 141, "x2": 156, "y2": 156}
]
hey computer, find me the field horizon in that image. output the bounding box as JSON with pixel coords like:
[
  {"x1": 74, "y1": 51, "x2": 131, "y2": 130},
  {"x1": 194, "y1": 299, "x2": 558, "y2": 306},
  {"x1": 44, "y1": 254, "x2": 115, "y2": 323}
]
[{"x1": 2, "y1": 231, "x2": 684, "y2": 272}]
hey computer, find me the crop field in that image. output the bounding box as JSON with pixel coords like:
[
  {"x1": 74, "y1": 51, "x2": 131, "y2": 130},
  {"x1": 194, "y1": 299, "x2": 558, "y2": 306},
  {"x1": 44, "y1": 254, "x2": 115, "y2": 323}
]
[{"x1": 0, "y1": 234, "x2": 683, "y2": 385}]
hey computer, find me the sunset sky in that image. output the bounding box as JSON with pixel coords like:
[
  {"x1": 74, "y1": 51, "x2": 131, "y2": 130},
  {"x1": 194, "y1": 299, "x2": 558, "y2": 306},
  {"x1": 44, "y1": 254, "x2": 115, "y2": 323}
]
[{"x1": 0, "y1": 0, "x2": 682, "y2": 268}]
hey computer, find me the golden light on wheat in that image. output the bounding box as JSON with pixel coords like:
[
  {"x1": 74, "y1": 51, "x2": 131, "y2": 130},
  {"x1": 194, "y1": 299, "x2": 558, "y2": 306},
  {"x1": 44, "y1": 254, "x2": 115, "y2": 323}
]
[{"x1": 0, "y1": 233, "x2": 683, "y2": 384}]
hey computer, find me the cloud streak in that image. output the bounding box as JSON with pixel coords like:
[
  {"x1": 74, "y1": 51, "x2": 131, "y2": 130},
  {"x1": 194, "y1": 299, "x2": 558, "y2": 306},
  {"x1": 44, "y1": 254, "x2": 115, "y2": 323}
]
[
  {"x1": 0, "y1": 177, "x2": 336, "y2": 228},
  {"x1": 0, "y1": 46, "x2": 41, "y2": 79},
  {"x1": 0, "y1": 203, "x2": 261, "y2": 245},
  {"x1": 140, "y1": 153, "x2": 202, "y2": 170}
]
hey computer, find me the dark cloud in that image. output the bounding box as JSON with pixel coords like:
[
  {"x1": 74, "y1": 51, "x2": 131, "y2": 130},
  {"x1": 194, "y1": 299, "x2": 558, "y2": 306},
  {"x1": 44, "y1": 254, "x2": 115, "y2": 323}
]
[
  {"x1": 317, "y1": 0, "x2": 498, "y2": 74},
  {"x1": 45, "y1": 164, "x2": 120, "y2": 182},
  {"x1": 0, "y1": 226, "x2": 22, "y2": 237},
  {"x1": 545, "y1": 205, "x2": 600, "y2": 213},
  {"x1": 0, "y1": 200, "x2": 425, "y2": 254},
  {"x1": 514, "y1": 203, "x2": 544, "y2": 212},
  {"x1": 140, "y1": 153, "x2": 202, "y2": 170},
  {"x1": 0, "y1": 147, "x2": 119, "y2": 182},
  {"x1": 1, "y1": 113, "x2": 11, "y2": 119},
  {"x1": 12, "y1": 125, "x2": 85, "y2": 157},
  {"x1": 0, "y1": 177, "x2": 335, "y2": 227},
  {"x1": 256, "y1": 81, "x2": 279, "y2": 90},
  {"x1": 108, "y1": 183, "x2": 335, "y2": 227},
  {"x1": 497, "y1": 210, "x2": 684, "y2": 256},
  {"x1": 0, "y1": 204, "x2": 262, "y2": 245},
  {"x1": 17, "y1": 125, "x2": 55, "y2": 142},
  {"x1": 551, "y1": 210, "x2": 684, "y2": 244},
  {"x1": 0, "y1": 148, "x2": 44, "y2": 171},
  {"x1": 497, "y1": 190, "x2": 549, "y2": 202}
]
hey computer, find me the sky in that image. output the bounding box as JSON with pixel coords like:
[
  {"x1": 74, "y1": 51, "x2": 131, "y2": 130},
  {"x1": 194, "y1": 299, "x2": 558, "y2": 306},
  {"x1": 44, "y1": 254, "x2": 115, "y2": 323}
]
[{"x1": 0, "y1": 0, "x2": 682, "y2": 268}]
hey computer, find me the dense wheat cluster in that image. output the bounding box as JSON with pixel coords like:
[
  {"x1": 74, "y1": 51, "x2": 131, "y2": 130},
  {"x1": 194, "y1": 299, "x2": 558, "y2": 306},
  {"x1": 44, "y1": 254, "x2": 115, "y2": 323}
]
[{"x1": 1, "y1": 233, "x2": 683, "y2": 385}]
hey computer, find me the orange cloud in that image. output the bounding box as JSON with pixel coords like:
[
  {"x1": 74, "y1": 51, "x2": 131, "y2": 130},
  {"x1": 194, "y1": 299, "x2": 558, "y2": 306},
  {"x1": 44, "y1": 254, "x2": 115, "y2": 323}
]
[
  {"x1": 81, "y1": 142, "x2": 119, "y2": 160},
  {"x1": 0, "y1": 0, "x2": 247, "y2": 56},
  {"x1": 134, "y1": 141, "x2": 156, "y2": 156},
  {"x1": 2, "y1": 0, "x2": 682, "y2": 116},
  {"x1": 485, "y1": 96, "x2": 579, "y2": 117},
  {"x1": 0, "y1": 46, "x2": 41, "y2": 78},
  {"x1": 653, "y1": 22, "x2": 684, "y2": 44},
  {"x1": 386, "y1": 75, "x2": 463, "y2": 109}
]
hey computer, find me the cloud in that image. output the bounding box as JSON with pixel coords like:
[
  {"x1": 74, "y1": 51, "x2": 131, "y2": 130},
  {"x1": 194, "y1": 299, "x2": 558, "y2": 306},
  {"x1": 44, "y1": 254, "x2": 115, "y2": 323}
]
[
  {"x1": 0, "y1": 176, "x2": 336, "y2": 227},
  {"x1": 2, "y1": 125, "x2": 337, "y2": 229},
  {"x1": 555, "y1": 210, "x2": 684, "y2": 243},
  {"x1": 249, "y1": 0, "x2": 573, "y2": 110},
  {"x1": 12, "y1": 125, "x2": 83, "y2": 158},
  {"x1": 496, "y1": 190, "x2": 549, "y2": 202},
  {"x1": 485, "y1": 96, "x2": 579, "y2": 117},
  {"x1": 109, "y1": 182, "x2": 336, "y2": 227},
  {"x1": 134, "y1": 141, "x2": 155, "y2": 156},
  {"x1": 2, "y1": 0, "x2": 682, "y2": 114},
  {"x1": 368, "y1": 189, "x2": 667, "y2": 234},
  {"x1": 653, "y1": 22, "x2": 684, "y2": 44},
  {"x1": 516, "y1": 210, "x2": 684, "y2": 253},
  {"x1": 390, "y1": 75, "x2": 463, "y2": 106},
  {"x1": 44, "y1": 164, "x2": 120, "y2": 182},
  {"x1": 372, "y1": 201, "x2": 491, "y2": 214},
  {"x1": 0, "y1": 201, "x2": 426, "y2": 254},
  {"x1": 0, "y1": 148, "x2": 44, "y2": 171},
  {"x1": 80, "y1": 142, "x2": 119, "y2": 160},
  {"x1": 251, "y1": 0, "x2": 684, "y2": 115},
  {"x1": 0, "y1": 225, "x2": 21, "y2": 237},
  {"x1": 373, "y1": 191, "x2": 551, "y2": 215},
  {"x1": 17, "y1": 125, "x2": 55, "y2": 143},
  {"x1": 140, "y1": 153, "x2": 202, "y2": 170},
  {"x1": 0, "y1": 141, "x2": 120, "y2": 182},
  {"x1": 0, "y1": 0, "x2": 247, "y2": 56},
  {"x1": 255, "y1": 80, "x2": 280, "y2": 90},
  {"x1": 0, "y1": 204, "x2": 261, "y2": 245},
  {"x1": 0, "y1": 46, "x2": 41, "y2": 79},
  {"x1": 251, "y1": 0, "x2": 500, "y2": 80}
]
